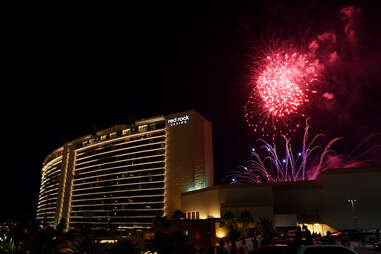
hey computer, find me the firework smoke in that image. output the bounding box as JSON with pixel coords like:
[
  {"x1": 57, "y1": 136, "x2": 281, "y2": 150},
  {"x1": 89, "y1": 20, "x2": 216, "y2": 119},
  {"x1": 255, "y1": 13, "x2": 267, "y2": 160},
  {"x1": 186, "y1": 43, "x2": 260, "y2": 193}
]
[{"x1": 243, "y1": 4, "x2": 381, "y2": 142}]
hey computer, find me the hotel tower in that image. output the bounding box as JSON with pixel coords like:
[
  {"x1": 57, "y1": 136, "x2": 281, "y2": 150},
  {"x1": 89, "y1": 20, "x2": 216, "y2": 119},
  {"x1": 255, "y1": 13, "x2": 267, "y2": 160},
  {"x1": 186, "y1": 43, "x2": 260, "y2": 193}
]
[{"x1": 36, "y1": 110, "x2": 213, "y2": 230}]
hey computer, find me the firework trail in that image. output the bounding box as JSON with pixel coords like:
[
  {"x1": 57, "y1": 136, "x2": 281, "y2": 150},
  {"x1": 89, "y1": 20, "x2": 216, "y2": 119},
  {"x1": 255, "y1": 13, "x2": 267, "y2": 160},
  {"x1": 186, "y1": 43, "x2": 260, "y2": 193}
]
[
  {"x1": 243, "y1": 5, "x2": 369, "y2": 140},
  {"x1": 228, "y1": 120, "x2": 380, "y2": 184}
]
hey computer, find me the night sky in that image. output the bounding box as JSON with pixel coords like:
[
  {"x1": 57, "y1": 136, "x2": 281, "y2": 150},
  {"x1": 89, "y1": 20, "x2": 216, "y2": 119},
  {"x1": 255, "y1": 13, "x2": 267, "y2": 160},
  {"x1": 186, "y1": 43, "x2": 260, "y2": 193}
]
[{"x1": 2, "y1": 1, "x2": 381, "y2": 220}]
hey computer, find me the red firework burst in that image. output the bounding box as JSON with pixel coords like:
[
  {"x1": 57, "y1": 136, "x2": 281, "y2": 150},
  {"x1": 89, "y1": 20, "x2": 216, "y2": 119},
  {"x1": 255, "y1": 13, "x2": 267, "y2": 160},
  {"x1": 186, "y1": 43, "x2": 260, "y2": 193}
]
[
  {"x1": 258, "y1": 52, "x2": 316, "y2": 116},
  {"x1": 245, "y1": 49, "x2": 319, "y2": 138}
]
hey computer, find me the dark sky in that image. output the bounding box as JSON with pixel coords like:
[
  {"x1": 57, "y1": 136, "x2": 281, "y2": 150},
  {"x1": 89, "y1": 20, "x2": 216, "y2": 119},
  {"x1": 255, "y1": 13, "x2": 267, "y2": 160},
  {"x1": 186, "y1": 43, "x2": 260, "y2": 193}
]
[{"x1": 2, "y1": 1, "x2": 381, "y2": 220}]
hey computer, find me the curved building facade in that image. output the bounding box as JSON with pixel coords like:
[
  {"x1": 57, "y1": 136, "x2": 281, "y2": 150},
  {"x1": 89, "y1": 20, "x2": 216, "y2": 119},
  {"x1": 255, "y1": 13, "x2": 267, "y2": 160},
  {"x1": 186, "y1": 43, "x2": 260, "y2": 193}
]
[
  {"x1": 36, "y1": 110, "x2": 214, "y2": 230},
  {"x1": 36, "y1": 149, "x2": 64, "y2": 225}
]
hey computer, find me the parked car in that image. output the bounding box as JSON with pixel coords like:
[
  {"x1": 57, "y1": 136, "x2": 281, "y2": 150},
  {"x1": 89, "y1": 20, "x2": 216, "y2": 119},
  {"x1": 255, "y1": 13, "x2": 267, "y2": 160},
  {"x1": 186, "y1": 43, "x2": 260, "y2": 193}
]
[{"x1": 374, "y1": 240, "x2": 381, "y2": 251}]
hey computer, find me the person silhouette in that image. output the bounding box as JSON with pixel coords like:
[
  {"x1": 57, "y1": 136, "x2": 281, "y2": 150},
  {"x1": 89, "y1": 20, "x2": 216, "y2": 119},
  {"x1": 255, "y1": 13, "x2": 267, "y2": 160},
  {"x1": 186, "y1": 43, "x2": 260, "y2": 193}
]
[
  {"x1": 215, "y1": 240, "x2": 230, "y2": 254},
  {"x1": 303, "y1": 225, "x2": 313, "y2": 245},
  {"x1": 294, "y1": 226, "x2": 302, "y2": 246}
]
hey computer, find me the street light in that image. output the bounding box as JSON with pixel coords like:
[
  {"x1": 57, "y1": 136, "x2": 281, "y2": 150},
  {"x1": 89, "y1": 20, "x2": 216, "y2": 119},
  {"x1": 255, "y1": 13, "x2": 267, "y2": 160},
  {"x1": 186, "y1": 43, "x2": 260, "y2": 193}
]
[{"x1": 347, "y1": 199, "x2": 359, "y2": 230}]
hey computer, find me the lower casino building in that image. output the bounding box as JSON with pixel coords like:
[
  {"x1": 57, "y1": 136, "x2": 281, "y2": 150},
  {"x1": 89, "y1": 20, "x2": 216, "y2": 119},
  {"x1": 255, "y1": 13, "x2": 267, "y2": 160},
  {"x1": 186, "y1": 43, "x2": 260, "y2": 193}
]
[
  {"x1": 181, "y1": 166, "x2": 381, "y2": 236},
  {"x1": 36, "y1": 110, "x2": 214, "y2": 230}
]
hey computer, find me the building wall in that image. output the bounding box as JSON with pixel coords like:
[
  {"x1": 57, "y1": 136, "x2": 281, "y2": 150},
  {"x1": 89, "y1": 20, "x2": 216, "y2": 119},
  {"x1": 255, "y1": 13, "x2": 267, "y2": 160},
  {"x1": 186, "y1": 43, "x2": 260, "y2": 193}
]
[
  {"x1": 69, "y1": 124, "x2": 167, "y2": 229},
  {"x1": 272, "y1": 182, "x2": 323, "y2": 221},
  {"x1": 36, "y1": 148, "x2": 64, "y2": 226},
  {"x1": 164, "y1": 111, "x2": 214, "y2": 218},
  {"x1": 318, "y1": 168, "x2": 381, "y2": 230},
  {"x1": 182, "y1": 184, "x2": 273, "y2": 220},
  {"x1": 182, "y1": 187, "x2": 221, "y2": 219},
  {"x1": 181, "y1": 167, "x2": 381, "y2": 231},
  {"x1": 36, "y1": 110, "x2": 214, "y2": 230}
]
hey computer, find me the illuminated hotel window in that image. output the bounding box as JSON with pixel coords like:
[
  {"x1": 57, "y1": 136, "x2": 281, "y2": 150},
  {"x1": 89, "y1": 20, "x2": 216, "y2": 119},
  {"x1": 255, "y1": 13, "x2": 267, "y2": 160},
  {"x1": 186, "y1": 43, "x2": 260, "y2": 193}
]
[
  {"x1": 110, "y1": 132, "x2": 116, "y2": 138},
  {"x1": 122, "y1": 129, "x2": 130, "y2": 135},
  {"x1": 100, "y1": 135, "x2": 107, "y2": 141},
  {"x1": 186, "y1": 211, "x2": 199, "y2": 220},
  {"x1": 138, "y1": 125, "x2": 148, "y2": 132}
]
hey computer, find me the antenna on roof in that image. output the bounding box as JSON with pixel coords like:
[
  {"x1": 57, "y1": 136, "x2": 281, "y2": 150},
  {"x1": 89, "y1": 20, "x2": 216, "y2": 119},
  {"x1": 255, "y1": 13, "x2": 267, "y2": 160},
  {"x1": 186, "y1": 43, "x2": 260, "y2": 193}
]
[{"x1": 128, "y1": 114, "x2": 136, "y2": 126}]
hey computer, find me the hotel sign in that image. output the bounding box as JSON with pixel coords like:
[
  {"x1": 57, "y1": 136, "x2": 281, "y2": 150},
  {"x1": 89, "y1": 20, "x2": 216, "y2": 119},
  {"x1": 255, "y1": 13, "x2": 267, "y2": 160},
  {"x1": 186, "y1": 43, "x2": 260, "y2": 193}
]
[{"x1": 168, "y1": 115, "x2": 190, "y2": 126}]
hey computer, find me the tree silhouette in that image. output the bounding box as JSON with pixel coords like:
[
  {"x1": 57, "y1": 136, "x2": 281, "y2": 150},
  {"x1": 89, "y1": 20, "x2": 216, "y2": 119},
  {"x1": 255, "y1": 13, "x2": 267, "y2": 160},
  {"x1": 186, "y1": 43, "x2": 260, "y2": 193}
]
[
  {"x1": 172, "y1": 209, "x2": 186, "y2": 220},
  {"x1": 238, "y1": 210, "x2": 254, "y2": 237}
]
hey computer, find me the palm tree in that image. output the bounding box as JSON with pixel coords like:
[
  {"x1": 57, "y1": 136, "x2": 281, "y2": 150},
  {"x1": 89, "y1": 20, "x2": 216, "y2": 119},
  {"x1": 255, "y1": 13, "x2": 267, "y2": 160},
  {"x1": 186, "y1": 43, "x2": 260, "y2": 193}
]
[
  {"x1": 256, "y1": 217, "x2": 273, "y2": 244},
  {"x1": 220, "y1": 212, "x2": 234, "y2": 229},
  {"x1": 256, "y1": 217, "x2": 272, "y2": 233},
  {"x1": 220, "y1": 212, "x2": 241, "y2": 242},
  {"x1": 238, "y1": 210, "x2": 254, "y2": 237}
]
